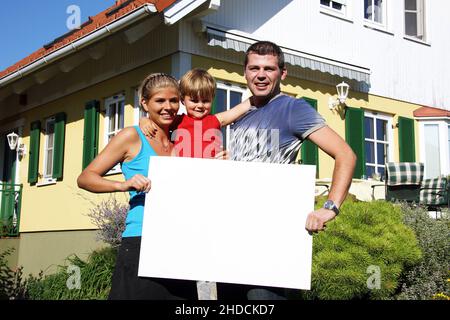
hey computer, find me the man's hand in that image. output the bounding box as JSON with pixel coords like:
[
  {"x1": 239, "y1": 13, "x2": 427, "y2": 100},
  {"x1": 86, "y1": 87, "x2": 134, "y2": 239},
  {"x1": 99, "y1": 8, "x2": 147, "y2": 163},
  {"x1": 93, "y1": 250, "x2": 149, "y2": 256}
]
[{"x1": 305, "y1": 208, "x2": 336, "y2": 233}]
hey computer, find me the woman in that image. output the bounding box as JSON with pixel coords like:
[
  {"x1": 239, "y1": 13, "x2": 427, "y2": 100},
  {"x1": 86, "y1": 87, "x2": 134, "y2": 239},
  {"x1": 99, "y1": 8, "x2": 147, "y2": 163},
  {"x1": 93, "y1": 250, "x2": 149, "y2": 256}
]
[{"x1": 77, "y1": 73, "x2": 198, "y2": 300}]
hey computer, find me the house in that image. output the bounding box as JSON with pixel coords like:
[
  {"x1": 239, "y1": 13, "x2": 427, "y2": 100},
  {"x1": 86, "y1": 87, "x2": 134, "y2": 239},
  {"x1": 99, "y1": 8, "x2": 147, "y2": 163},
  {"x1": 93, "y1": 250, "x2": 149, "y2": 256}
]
[{"x1": 1, "y1": 0, "x2": 449, "y2": 275}]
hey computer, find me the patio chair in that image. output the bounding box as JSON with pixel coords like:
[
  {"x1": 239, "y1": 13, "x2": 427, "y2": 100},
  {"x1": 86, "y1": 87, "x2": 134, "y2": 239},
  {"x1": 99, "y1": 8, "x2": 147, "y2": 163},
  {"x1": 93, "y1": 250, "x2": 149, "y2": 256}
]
[
  {"x1": 371, "y1": 162, "x2": 424, "y2": 203},
  {"x1": 420, "y1": 176, "x2": 450, "y2": 217}
]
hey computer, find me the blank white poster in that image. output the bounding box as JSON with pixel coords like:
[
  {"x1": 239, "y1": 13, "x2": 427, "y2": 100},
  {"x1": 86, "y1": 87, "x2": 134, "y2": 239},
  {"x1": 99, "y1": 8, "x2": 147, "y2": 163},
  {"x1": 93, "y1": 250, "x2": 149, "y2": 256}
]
[{"x1": 138, "y1": 157, "x2": 315, "y2": 290}]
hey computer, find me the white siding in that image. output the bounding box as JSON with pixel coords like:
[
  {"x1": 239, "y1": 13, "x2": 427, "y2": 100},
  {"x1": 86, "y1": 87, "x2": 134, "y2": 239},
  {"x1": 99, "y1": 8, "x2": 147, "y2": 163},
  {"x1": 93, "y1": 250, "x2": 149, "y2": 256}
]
[{"x1": 201, "y1": 0, "x2": 450, "y2": 110}]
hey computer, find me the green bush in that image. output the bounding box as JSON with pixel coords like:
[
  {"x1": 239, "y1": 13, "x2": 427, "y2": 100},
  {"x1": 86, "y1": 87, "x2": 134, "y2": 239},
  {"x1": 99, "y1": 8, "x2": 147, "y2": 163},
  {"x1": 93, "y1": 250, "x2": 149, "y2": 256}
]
[
  {"x1": 396, "y1": 205, "x2": 450, "y2": 300},
  {"x1": 298, "y1": 198, "x2": 422, "y2": 300},
  {"x1": 27, "y1": 247, "x2": 117, "y2": 300},
  {"x1": 0, "y1": 248, "x2": 32, "y2": 300}
]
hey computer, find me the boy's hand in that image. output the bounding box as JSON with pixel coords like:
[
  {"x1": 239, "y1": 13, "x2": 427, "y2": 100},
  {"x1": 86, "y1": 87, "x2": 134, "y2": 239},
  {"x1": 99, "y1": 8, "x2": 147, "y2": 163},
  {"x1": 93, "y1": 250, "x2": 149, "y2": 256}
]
[
  {"x1": 139, "y1": 117, "x2": 158, "y2": 138},
  {"x1": 215, "y1": 150, "x2": 229, "y2": 160},
  {"x1": 214, "y1": 144, "x2": 229, "y2": 160}
]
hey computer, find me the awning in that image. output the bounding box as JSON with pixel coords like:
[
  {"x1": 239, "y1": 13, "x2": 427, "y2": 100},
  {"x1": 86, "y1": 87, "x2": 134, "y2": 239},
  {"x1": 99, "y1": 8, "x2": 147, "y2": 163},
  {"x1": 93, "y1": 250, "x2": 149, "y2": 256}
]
[{"x1": 206, "y1": 27, "x2": 371, "y2": 85}]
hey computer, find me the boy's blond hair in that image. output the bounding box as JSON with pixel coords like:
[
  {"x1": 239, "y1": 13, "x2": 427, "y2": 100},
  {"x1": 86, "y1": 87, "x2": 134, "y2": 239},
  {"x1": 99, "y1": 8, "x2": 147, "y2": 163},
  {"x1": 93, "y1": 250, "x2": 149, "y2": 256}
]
[{"x1": 179, "y1": 68, "x2": 216, "y2": 101}]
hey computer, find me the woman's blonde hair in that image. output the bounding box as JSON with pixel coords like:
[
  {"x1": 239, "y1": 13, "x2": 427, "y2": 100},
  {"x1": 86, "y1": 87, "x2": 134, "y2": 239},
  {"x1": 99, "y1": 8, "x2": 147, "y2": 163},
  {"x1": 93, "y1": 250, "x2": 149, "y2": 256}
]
[
  {"x1": 179, "y1": 68, "x2": 216, "y2": 101},
  {"x1": 138, "y1": 73, "x2": 180, "y2": 109}
]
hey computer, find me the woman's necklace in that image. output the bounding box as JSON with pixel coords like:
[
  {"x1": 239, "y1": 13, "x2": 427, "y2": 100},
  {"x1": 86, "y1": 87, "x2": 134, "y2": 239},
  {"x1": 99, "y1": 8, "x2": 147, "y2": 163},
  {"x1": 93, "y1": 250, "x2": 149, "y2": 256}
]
[{"x1": 149, "y1": 136, "x2": 171, "y2": 152}]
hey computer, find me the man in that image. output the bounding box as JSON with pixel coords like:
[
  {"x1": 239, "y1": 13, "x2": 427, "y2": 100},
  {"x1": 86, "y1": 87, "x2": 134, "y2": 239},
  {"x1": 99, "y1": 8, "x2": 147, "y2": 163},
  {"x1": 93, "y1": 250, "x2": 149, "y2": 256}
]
[{"x1": 218, "y1": 41, "x2": 356, "y2": 300}]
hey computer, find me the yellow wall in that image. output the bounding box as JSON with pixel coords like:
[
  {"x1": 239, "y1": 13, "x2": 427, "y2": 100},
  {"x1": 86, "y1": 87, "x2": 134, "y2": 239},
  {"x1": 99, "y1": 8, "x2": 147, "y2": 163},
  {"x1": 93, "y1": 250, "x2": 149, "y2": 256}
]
[{"x1": 15, "y1": 57, "x2": 171, "y2": 232}]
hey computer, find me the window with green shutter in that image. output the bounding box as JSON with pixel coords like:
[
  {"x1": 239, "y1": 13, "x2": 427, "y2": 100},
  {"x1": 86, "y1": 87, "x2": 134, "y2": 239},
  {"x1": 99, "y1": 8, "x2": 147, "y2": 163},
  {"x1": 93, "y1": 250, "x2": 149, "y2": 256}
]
[
  {"x1": 398, "y1": 116, "x2": 416, "y2": 162},
  {"x1": 28, "y1": 121, "x2": 41, "y2": 184},
  {"x1": 301, "y1": 97, "x2": 319, "y2": 176},
  {"x1": 82, "y1": 100, "x2": 100, "y2": 169},
  {"x1": 345, "y1": 107, "x2": 365, "y2": 179},
  {"x1": 52, "y1": 112, "x2": 66, "y2": 180}
]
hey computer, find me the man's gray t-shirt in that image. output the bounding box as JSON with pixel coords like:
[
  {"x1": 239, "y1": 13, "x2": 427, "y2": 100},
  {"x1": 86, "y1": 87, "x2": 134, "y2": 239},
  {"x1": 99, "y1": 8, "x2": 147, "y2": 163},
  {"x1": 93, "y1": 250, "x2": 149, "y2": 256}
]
[{"x1": 230, "y1": 94, "x2": 326, "y2": 163}]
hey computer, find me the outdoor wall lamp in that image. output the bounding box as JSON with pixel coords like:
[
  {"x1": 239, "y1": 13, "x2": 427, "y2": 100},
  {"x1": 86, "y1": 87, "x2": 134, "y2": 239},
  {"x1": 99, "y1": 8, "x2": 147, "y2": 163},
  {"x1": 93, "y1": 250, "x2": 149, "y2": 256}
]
[
  {"x1": 329, "y1": 81, "x2": 350, "y2": 110},
  {"x1": 7, "y1": 132, "x2": 27, "y2": 158}
]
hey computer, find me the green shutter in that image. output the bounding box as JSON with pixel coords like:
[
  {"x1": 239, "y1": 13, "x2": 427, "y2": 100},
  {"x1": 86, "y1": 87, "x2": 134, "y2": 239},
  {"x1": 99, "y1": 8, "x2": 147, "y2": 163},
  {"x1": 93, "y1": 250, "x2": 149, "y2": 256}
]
[
  {"x1": 301, "y1": 97, "x2": 319, "y2": 176},
  {"x1": 82, "y1": 100, "x2": 100, "y2": 169},
  {"x1": 28, "y1": 121, "x2": 41, "y2": 184},
  {"x1": 345, "y1": 107, "x2": 365, "y2": 178},
  {"x1": 398, "y1": 116, "x2": 416, "y2": 162},
  {"x1": 52, "y1": 112, "x2": 66, "y2": 180}
]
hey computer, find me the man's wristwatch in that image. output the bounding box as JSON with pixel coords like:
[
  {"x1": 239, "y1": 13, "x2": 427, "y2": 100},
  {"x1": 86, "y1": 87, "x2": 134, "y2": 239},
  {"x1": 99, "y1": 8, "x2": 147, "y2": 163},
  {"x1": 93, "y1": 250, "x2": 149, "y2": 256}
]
[{"x1": 323, "y1": 200, "x2": 340, "y2": 216}]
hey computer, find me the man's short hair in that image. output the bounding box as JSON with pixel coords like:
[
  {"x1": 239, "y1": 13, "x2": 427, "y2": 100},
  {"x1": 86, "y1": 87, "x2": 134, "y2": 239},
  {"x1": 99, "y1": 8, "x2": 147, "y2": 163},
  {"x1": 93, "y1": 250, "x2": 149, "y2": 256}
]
[{"x1": 244, "y1": 41, "x2": 285, "y2": 69}]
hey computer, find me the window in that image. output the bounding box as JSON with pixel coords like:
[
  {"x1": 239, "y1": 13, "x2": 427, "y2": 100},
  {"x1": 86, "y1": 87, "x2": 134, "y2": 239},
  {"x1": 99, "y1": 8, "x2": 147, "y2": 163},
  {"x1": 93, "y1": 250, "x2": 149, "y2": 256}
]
[
  {"x1": 364, "y1": 0, "x2": 385, "y2": 25},
  {"x1": 214, "y1": 82, "x2": 246, "y2": 148},
  {"x1": 405, "y1": 0, "x2": 426, "y2": 40},
  {"x1": 448, "y1": 125, "x2": 450, "y2": 166},
  {"x1": 320, "y1": 0, "x2": 347, "y2": 15},
  {"x1": 418, "y1": 120, "x2": 450, "y2": 179},
  {"x1": 105, "y1": 94, "x2": 125, "y2": 143},
  {"x1": 104, "y1": 94, "x2": 125, "y2": 174},
  {"x1": 423, "y1": 124, "x2": 440, "y2": 178},
  {"x1": 134, "y1": 88, "x2": 148, "y2": 125},
  {"x1": 364, "y1": 113, "x2": 393, "y2": 179},
  {"x1": 43, "y1": 117, "x2": 56, "y2": 180}
]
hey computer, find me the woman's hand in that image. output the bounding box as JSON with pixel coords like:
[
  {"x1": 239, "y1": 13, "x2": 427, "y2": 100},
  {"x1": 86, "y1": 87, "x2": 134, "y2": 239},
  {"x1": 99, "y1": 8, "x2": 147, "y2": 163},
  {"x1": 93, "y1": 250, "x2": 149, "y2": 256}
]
[
  {"x1": 139, "y1": 117, "x2": 158, "y2": 137},
  {"x1": 119, "y1": 174, "x2": 152, "y2": 193}
]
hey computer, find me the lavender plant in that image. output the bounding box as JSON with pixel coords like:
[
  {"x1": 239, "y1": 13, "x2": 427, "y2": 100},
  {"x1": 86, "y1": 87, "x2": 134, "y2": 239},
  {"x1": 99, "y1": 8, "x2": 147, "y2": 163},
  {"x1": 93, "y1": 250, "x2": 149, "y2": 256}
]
[{"x1": 86, "y1": 196, "x2": 128, "y2": 247}]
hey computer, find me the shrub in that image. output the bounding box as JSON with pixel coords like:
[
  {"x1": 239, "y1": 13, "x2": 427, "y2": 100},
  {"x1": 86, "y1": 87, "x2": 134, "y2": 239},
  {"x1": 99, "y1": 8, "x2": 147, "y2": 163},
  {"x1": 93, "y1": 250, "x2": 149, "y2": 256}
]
[
  {"x1": 27, "y1": 247, "x2": 117, "y2": 300},
  {"x1": 0, "y1": 248, "x2": 36, "y2": 300},
  {"x1": 396, "y1": 204, "x2": 450, "y2": 300},
  {"x1": 86, "y1": 196, "x2": 128, "y2": 247},
  {"x1": 296, "y1": 198, "x2": 422, "y2": 300}
]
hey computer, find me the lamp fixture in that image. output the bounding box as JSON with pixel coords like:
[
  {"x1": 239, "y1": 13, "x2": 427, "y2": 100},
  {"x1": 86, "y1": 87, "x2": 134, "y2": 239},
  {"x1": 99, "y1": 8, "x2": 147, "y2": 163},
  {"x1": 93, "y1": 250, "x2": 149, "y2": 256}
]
[
  {"x1": 7, "y1": 132, "x2": 27, "y2": 158},
  {"x1": 329, "y1": 81, "x2": 350, "y2": 110},
  {"x1": 7, "y1": 132, "x2": 19, "y2": 150}
]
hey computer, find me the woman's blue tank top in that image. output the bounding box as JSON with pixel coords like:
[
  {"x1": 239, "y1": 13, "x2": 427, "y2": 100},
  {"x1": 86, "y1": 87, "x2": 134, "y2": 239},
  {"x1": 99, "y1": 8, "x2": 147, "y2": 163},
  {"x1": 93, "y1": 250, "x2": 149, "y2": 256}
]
[{"x1": 121, "y1": 126, "x2": 157, "y2": 237}]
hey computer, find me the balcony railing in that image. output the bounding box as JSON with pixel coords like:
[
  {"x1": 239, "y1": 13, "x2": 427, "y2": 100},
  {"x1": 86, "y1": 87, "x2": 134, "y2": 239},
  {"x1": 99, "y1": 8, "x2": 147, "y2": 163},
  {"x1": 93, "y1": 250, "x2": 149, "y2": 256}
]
[{"x1": 0, "y1": 183, "x2": 23, "y2": 237}]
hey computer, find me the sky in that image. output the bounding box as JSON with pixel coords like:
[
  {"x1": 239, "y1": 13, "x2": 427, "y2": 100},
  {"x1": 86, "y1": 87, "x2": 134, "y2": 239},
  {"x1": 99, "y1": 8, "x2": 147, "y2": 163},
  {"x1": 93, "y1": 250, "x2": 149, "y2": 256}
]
[{"x1": 0, "y1": 0, "x2": 116, "y2": 71}]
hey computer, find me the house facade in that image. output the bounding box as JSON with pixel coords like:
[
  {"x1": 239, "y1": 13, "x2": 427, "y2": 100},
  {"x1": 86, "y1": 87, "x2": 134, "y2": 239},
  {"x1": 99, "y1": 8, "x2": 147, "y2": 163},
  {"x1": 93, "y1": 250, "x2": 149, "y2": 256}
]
[{"x1": 0, "y1": 0, "x2": 449, "y2": 275}]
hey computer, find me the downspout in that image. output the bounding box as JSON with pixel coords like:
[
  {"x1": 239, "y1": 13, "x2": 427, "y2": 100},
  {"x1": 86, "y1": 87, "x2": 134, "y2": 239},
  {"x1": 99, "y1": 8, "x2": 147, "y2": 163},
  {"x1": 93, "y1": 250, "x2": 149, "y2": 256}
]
[{"x1": 0, "y1": 4, "x2": 158, "y2": 88}]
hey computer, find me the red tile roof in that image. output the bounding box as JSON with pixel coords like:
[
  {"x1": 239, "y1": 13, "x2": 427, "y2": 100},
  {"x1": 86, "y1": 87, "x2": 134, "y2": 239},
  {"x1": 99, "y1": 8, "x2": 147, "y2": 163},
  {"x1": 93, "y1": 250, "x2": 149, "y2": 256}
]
[
  {"x1": 0, "y1": 0, "x2": 177, "y2": 80},
  {"x1": 414, "y1": 106, "x2": 450, "y2": 118}
]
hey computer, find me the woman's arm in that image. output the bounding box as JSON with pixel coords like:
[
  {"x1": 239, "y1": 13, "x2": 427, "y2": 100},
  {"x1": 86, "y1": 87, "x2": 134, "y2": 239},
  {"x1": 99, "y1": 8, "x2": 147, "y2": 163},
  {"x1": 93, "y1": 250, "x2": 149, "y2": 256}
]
[
  {"x1": 77, "y1": 127, "x2": 151, "y2": 193},
  {"x1": 215, "y1": 98, "x2": 251, "y2": 127}
]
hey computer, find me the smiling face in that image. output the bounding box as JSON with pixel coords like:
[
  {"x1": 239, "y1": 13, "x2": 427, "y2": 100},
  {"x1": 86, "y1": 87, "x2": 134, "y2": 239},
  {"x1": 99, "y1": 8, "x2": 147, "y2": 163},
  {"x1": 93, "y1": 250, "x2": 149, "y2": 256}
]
[
  {"x1": 141, "y1": 87, "x2": 180, "y2": 129},
  {"x1": 244, "y1": 53, "x2": 287, "y2": 105},
  {"x1": 183, "y1": 95, "x2": 213, "y2": 120}
]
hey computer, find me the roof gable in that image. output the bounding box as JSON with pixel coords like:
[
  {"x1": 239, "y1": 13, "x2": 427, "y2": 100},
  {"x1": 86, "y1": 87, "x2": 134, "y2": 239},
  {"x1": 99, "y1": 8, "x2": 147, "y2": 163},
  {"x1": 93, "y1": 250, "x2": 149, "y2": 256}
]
[{"x1": 0, "y1": 0, "x2": 178, "y2": 80}]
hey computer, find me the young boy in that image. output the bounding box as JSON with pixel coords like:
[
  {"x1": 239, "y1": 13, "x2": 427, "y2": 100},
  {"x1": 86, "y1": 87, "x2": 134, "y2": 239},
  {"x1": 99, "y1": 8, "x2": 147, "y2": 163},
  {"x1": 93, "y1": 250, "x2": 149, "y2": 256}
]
[{"x1": 140, "y1": 68, "x2": 251, "y2": 158}]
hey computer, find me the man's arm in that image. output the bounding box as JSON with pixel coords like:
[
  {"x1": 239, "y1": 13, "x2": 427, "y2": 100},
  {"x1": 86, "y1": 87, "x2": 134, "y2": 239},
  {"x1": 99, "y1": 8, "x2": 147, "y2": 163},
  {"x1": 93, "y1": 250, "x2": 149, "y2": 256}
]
[{"x1": 304, "y1": 125, "x2": 356, "y2": 232}]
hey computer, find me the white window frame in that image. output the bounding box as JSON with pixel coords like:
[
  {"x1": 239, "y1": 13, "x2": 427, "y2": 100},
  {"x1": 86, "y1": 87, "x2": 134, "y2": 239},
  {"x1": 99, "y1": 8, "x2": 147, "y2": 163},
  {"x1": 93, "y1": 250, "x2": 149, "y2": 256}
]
[
  {"x1": 320, "y1": 0, "x2": 352, "y2": 21},
  {"x1": 133, "y1": 88, "x2": 148, "y2": 126},
  {"x1": 364, "y1": 111, "x2": 394, "y2": 179},
  {"x1": 216, "y1": 82, "x2": 247, "y2": 148},
  {"x1": 364, "y1": 0, "x2": 388, "y2": 28},
  {"x1": 418, "y1": 119, "x2": 450, "y2": 179},
  {"x1": 42, "y1": 117, "x2": 56, "y2": 184},
  {"x1": 404, "y1": 0, "x2": 426, "y2": 41},
  {"x1": 104, "y1": 93, "x2": 125, "y2": 174}
]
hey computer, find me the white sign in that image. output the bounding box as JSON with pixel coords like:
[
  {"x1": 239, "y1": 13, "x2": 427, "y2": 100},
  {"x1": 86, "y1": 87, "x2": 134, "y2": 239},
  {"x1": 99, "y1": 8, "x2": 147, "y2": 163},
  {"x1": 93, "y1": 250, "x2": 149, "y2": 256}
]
[{"x1": 138, "y1": 157, "x2": 315, "y2": 290}]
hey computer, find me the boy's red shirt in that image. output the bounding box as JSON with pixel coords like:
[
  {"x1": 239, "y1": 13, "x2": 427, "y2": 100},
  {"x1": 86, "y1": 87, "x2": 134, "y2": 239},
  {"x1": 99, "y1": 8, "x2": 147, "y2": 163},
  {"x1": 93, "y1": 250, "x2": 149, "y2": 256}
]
[{"x1": 172, "y1": 114, "x2": 222, "y2": 158}]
